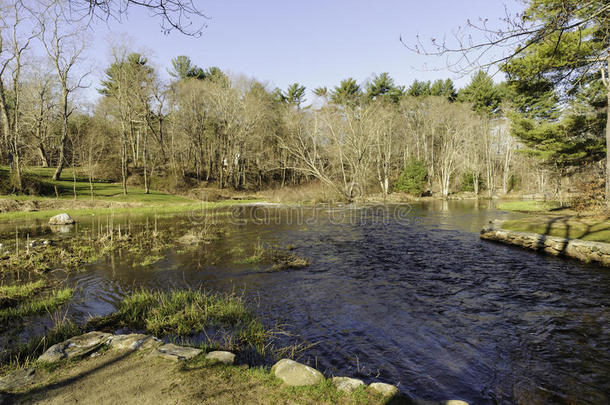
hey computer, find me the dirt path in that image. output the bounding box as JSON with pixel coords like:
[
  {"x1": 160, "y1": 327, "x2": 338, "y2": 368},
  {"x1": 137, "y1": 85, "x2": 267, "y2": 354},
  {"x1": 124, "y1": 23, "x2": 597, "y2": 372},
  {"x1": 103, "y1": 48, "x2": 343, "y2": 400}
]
[{"x1": 6, "y1": 350, "x2": 390, "y2": 405}]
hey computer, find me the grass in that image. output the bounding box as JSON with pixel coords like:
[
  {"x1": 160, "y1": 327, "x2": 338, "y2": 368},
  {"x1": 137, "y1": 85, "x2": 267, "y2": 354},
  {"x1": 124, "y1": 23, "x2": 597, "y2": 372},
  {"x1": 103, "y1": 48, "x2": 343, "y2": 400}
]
[
  {"x1": 234, "y1": 239, "x2": 310, "y2": 271},
  {"x1": 497, "y1": 200, "x2": 562, "y2": 212},
  {"x1": 0, "y1": 280, "x2": 46, "y2": 308},
  {"x1": 0, "y1": 288, "x2": 73, "y2": 324},
  {"x1": 87, "y1": 289, "x2": 269, "y2": 349},
  {"x1": 502, "y1": 215, "x2": 610, "y2": 243},
  {"x1": 0, "y1": 165, "x2": 261, "y2": 221}
]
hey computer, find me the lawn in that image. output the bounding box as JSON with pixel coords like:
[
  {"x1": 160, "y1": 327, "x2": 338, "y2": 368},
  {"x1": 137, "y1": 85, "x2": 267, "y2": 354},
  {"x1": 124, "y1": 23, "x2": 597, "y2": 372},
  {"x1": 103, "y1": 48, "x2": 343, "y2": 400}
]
[
  {"x1": 496, "y1": 200, "x2": 562, "y2": 213},
  {"x1": 0, "y1": 166, "x2": 260, "y2": 221}
]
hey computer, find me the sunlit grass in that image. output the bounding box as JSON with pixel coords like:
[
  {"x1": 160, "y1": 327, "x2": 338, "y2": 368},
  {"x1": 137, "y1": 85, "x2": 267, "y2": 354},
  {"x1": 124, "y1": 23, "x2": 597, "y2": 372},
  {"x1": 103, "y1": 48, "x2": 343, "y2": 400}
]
[
  {"x1": 0, "y1": 280, "x2": 46, "y2": 307},
  {"x1": 0, "y1": 288, "x2": 73, "y2": 323},
  {"x1": 502, "y1": 216, "x2": 610, "y2": 243},
  {"x1": 497, "y1": 200, "x2": 562, "y2": 212}
]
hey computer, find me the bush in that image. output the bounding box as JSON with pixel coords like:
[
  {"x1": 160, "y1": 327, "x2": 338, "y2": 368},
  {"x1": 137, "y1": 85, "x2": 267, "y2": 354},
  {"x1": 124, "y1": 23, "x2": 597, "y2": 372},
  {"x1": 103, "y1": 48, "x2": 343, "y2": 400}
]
[
  {"x1": 394, "y1": 159, "x2": 427, "y2": 195},
  {"x1": 460, "y1": 172, "x2": 484, "y2": 192}
]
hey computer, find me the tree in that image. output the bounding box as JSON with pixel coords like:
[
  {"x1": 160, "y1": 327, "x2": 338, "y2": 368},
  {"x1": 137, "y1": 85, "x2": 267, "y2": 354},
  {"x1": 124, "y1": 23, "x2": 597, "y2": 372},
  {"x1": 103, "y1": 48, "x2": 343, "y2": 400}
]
[
  {"x1": 37, "y1": 0, "x2": 90, "y2": 180},
  {"x1": 68, "y1": 0, "x2": 208, "y2": 36},
  {"x1": 284, "y1": 83, "x2": 306, "y2": 109},
  {"x1": 406, "y1": 80, "x2": 430, "y2": 97},
  {"x1": 168, "y1": 55, "x2": 205, "y2": 80},
  {"x1": 413, "y1": 0, "x2": 610, "y2": 206},
  {"x1": 330, "y1": 78, "x2": 361, "y2": 106},
  {"x1": 366, "y1": 72, "x2": 404, "y2": 103},
  {"x1": 430, "y1": 78, "x2": 457, "y2": 101},
  {"x1": 100, "y1": 50, "x2": 155, "y2": 194},
  {"x1": 457, "y1": 71, "x2": 502, "y2": 115},
  {"x1": 394, "y1": 158, "x2": 427, "y2": 195}
]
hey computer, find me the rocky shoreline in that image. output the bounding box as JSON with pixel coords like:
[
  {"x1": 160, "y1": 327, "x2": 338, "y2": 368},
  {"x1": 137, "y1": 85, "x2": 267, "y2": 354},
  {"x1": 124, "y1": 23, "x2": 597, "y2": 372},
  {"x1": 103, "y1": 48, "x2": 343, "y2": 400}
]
[
  {"x1": 0, "y1": 331, "x2": 470, "y2": 405},
  {"x1": 480, "y1": 222, "x2": 610, "y2": 266}
]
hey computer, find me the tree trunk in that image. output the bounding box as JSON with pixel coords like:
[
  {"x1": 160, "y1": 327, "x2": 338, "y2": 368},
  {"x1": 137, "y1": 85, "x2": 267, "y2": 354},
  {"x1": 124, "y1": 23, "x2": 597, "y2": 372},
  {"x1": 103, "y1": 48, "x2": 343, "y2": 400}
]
[
  {"x1": 52, "y1": 90, "x2": 69, "y2": 181},
  {"x1": 606, "y1": 58, "x2": 610, "y2": 208}
]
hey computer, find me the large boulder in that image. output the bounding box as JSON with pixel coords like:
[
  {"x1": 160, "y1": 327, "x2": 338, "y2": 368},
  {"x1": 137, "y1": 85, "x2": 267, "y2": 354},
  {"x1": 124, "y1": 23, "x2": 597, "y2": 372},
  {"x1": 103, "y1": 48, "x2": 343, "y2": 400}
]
[
  {"x1": 331, "y1": 376, "x2": 364, "y2": 393},
  {"x1": 205, "y1": 351, "x2": 235, "y2": 365},
  {"x1": 155, "y1": 343, "x2": 202, "y2": 361},
  {"x1": 49, "y1": 213, "x2": 75, "y2": 225},
  {"x1": 38, "y1": 331, "x2": 111, "y2": 363},
  {"x1": 271, "y1": 359, "x2": 324, "y2": 386},
  {"x1": 369, "y1": 382, "x2": 399, "y2": 397}
]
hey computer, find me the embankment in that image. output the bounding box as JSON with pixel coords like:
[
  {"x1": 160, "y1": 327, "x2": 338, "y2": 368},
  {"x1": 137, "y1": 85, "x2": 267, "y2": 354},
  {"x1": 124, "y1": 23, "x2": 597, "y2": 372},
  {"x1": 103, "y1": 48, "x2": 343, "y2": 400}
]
[{"x1": 480, "y1": 223, "x2": 610, "y2": 266}]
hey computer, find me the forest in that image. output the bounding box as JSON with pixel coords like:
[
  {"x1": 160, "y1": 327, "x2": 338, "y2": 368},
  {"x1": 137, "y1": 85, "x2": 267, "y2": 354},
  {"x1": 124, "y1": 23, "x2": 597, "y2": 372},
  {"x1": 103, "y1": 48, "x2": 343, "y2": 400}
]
[{"x1": 0, "y1": 0, "x2": 607, "y2": 205}]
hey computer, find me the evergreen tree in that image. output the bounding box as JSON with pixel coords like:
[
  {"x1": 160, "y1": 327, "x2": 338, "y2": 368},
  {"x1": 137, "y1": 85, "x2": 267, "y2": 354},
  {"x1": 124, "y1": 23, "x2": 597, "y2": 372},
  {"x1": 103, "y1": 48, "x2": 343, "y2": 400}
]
[
  {"x1": 330, "y1": 78, "x2": 361, "y2": 106},
  {"x1": 430, "y1": 78, "x2": 457, "y2": 101},
  {"x1": 284, "y1": 83, "x2": 306, "y2": 108},
  {"x1": 168, "y1": 55, "x2": 205, "y2": 80},
  {"x1": 457, "y1": 71, "x2": 502, "y2": 115},
  {"x1": 406, "y1": 80, "x2": 431, "y2": 97}
]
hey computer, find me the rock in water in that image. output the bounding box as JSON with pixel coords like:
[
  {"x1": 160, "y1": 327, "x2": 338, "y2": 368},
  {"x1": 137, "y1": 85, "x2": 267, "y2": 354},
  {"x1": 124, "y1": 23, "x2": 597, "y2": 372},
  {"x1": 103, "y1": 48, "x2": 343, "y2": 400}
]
[
  {"x1": 369, "y1": 382, "x2": 399, "y2": 397},
  {"x1": 446, "y1": 401, "x2": 470, "y2": 405},
  {"x1": 48, "y1": 213, "x2": 75, "y2": 225},
  {"x1": 155, "y1": 343, "x2": 202, "y2": 361},
  {"x1": 331, "y1": 376, "x2": 364, "y2": 393},
  {"x1": 271, "y1": 359, "x2": 324, "y2": 386},
  {"x1": 38, "y1": 331, "x2": 111, "y2": 363},
  {"x1": 205, "y1": 351, "x2": 235, "y2": 365}
]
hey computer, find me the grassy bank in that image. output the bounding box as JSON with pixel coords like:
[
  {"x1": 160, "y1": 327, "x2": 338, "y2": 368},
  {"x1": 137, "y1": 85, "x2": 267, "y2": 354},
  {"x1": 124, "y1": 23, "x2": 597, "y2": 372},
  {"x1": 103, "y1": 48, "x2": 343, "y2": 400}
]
[
  {"x1": 501, "y1": 215, "x2": 610, "y2": 243},
  {"x1": 496, "y1": 200, "x2": 562, "y2": 213},
  {"x1": 0, "y1": 166, "x2": 260, "y2": 222}
]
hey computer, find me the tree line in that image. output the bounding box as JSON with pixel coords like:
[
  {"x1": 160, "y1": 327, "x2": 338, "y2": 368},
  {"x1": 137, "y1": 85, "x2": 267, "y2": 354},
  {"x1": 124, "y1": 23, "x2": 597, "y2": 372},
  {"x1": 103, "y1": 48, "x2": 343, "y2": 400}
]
[{"x1": 0, "y1": 0, "x2": 606, "y2": 202}]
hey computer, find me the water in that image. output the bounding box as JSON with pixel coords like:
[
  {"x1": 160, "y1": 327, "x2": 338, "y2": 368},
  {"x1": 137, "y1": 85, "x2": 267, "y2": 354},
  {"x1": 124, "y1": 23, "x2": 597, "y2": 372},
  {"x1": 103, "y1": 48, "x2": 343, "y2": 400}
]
[{"x1": 2, "y1": 201, "x2": 609, "y2": 404}]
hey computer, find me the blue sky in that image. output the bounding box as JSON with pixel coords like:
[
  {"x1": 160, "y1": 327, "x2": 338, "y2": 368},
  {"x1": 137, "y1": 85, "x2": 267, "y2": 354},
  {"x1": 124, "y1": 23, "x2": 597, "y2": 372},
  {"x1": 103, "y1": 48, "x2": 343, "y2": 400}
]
[{"x1": 86, "y1": 0, "x2": 521, "y2": 100}]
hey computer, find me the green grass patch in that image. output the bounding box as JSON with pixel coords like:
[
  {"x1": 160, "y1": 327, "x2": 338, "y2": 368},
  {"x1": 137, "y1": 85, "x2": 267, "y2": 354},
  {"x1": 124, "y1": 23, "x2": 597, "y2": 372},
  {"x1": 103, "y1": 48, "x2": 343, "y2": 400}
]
[
  {"x1": 502, "y1": 216, "x2": 610, "y2": 243},
  {"x1": 0, "y1": 198, "x2": 260, "y2": 222},
  {"x1": 0, "y1": 280, "x2": 46, "y2": 308},
  {"x1": 497, "y1": 200, "x2": 562, "y2": 212},
  {"x1": 87, "y1": 289, "x2": 268, "y2": 348},
  {"x1": 233, "y1": 240, "x2": 310, "y2": 271},
  {"x1": 0, "y1": 288, "x2": 73, "y2": 324}
]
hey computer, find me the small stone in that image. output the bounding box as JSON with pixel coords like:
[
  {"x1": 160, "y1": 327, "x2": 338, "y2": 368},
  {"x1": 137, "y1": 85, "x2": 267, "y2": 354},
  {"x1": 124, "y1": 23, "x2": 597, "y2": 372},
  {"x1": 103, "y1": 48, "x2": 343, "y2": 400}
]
[
  {"x1": 331, "y1": 376, "x2": 364, "y2": 393},
  {"x1": 445, "y1": 401, "x2": 469, "y2": 405},
  {"x1": 271, "y1": 359, "x2": 324, "y2": 386},
  {"x1": 108, "y1": 334, "x2": 153, "y2": 351},
  {"x1": 369, "y1": 382, "x2": 399, "y2": 397},
  {"x1": 48, "y1": 213, "x2": 75, "y2": 225},
  {"x1": 205, "y1": 351, "x2": 235, "y2": 365},
  {"x1": 38, "y1": 331, "x2": 111, "y2": 363},
  {"x1": 0, "y1": 368, "x2": 35, "y2": 391},
  {"x1": 155, "y1": 343, "x2": 201, "y2": 361}
]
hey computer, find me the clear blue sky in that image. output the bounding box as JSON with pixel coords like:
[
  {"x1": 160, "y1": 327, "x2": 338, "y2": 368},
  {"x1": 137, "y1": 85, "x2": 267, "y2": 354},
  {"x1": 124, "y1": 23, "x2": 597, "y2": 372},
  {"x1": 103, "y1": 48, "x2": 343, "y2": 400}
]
[{"x1": 86, "y1": 0, "x2": 521, "y2": 100}]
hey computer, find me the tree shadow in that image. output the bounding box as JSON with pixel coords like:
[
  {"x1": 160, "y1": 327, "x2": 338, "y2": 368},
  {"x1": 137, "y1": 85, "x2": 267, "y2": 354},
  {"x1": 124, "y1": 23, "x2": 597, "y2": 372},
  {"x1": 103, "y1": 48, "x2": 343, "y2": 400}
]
[{"x1": 6, "y1": 350, "x2": 135, "y2": 403}]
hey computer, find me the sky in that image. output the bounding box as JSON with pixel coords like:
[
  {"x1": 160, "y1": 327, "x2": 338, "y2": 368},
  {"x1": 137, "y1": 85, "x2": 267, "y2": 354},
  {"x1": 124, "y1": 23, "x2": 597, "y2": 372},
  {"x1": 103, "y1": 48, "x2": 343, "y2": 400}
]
[{"x1": 84, "y1": 0, "x2": 522, "y2": 101}]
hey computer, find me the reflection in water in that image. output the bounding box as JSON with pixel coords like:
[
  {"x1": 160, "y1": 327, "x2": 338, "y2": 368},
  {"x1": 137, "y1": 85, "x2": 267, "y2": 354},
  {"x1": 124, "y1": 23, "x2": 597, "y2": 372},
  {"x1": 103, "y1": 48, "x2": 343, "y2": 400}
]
[{"x1": 1, "y1": 201, "x2": 609, "y2": 405}]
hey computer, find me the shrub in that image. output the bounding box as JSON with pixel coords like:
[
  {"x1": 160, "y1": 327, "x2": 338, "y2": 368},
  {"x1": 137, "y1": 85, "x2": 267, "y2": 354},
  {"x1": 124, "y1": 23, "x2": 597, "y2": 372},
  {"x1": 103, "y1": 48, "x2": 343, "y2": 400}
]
[
  {"x1": 460, "y1": 172, "x2": 484, "y2": 192},
  {"x1": 394, "y1": 159, "x2": 427, "y2": 195}
]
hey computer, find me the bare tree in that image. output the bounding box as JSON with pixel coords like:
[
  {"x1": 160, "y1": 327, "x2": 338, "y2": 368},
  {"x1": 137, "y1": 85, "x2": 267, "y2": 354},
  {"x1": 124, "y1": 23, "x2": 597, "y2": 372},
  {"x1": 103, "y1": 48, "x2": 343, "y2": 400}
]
[
  {"x1": 0, "y1": 0, "x2": 38, "y2": 190},
  {"x1": 37, "y1": 0, "x2": 90, "y2": 180}
]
